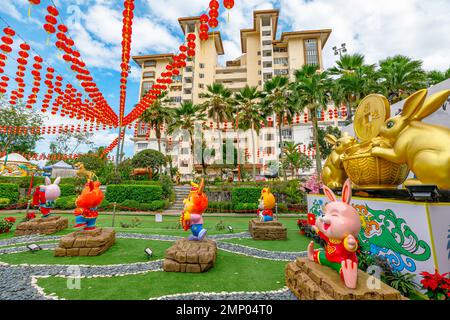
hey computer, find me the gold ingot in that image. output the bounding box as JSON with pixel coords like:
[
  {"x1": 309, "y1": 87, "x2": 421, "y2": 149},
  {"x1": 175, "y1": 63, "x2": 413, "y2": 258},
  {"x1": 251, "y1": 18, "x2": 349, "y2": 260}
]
[{"x1": 354, "y1": 94, "x2": 390, "y2": 142}]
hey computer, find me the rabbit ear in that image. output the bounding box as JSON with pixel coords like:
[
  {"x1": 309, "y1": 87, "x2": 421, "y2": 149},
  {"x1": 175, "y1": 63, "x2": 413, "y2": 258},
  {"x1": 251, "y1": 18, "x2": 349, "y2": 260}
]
[
  {"x1": 341, "y1": 179, "x2": 352, "y2": 205},
  {"x1": 401, "y1": 89, "x2": 428, "y2": 120},
  {"x1": 325, "y1": 134, "x2": 337, "y2": 146},
  {"x1": 45, "y1": 177, "x2": 51, "y2": 185},
  {"x1": 54, "y1": 177, "x2": 61, "y2": 185},
  {"x1": 323, "y1": 185, "x2": 337, "y2": 202},
  {"x1": 412, "y1": 89, "x2": 450, "y2": 121}
]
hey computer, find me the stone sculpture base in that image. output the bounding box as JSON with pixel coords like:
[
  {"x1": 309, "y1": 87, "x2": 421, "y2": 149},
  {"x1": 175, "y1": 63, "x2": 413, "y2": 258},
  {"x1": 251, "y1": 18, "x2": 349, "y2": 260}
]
[
  {"x1": 285, "y1": 258, "x2": 406, "y2": 300},
  {"x1": 249, "y1": 219, "x2": 287, "y2": 240},
  {"x1": 163, "y1": 238, "x2": 217, "y2": 273},
  {"x1": 54, "y1": 228, "x2": 115, "y2": 257},
  {"x1": 14, "y1": 216, "x2": 68, "y2": 236}
]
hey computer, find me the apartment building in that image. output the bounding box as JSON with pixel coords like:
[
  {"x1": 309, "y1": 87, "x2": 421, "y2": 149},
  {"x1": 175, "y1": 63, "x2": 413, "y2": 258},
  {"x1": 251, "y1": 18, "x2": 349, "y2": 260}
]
[{"x1": 132, "y1": 9, "x2": 346, "y2": 179}]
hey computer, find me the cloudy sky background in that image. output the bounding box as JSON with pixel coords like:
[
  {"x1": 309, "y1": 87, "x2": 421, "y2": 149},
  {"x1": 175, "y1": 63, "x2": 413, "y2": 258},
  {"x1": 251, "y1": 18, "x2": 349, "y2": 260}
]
[{"x1": 0, "y1": 0, "x2": 449, "y2": 159}]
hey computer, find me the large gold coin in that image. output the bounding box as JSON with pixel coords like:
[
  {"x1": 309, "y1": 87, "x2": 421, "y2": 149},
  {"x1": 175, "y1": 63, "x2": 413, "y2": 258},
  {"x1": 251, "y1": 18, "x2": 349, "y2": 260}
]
[{"x1": 354, "y1": 94, "x2": 390, "y2": 142}]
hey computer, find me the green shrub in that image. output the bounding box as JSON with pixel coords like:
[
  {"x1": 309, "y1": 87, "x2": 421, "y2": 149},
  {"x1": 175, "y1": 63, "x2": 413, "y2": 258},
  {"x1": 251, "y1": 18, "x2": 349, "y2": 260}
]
[
  {"x1": 0, "y1": 197, "x2": 10, "y2": 209},
  {"x1": 0, "y1": 176, "x2": 80, "y2": 188},
  {"x1": 119, "y1": 199, "x2": 165, "y2": 211},
  {"x1": 106, "y1": 185, "x2": 163, "y2": 203},
  {"x1": 0, "y1": 183, "x2": 19, "y2": 203},
  {"x1": 159, "y1": 174, "x2": 174, "y2": 200},
  {"x1": 98, "y1": 198, "x2": 110, "y2": 210},
  {"x1": 59, "y1": 184, "x2": 77, "y2": 196},
  {"x1": 206, "y1": 201, "x2": 233, "y2": 213},
  {"x1": 233, "y1": 203, "x2": 258, "y2": 212},
  {"x1": 231, "y1": 187, "x2": 261, "y2": 206},
  {"x1": 121, "y1": 180, "x2": 161, "y2": 185},
  {"x1": 54, "y1": 196, "x2": 77, "y2": 210},
  {"x1": 150, "y1": 200, "x2": 165, "y2": 211},
  {"x1": 120, "y1": 200, "x2": 141, "y2": 210}
]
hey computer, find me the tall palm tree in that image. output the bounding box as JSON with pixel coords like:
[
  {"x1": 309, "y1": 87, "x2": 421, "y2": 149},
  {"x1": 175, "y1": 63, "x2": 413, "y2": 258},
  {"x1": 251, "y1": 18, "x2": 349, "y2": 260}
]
[
  {"x1": 139, "y1": 92, "x2": 174, "y2": 153},
  {"x1": 233, "y1": 85, "x2": 266, "y2": 180},
  {"x1": 167, "y1": 102, "x2": 206, "y2": 169},
  {"x1": 199, "y1": 83, "x2": 233, "y2": 149},
  {"x1": 283, "y1": 141, "x2": 312, "y2": 179},
  {"x1": 328, "y1": 53, "x2": 378, "y2": 121},
  {"x1": 291, "y1": 64, "x2": 329, "y2": 175},
  {"x1": 261, "y1": 76, "x2": 293, "y2": 179},
  {"x1": 378, "y1": 55, "x2": 427, "y2": 103}
]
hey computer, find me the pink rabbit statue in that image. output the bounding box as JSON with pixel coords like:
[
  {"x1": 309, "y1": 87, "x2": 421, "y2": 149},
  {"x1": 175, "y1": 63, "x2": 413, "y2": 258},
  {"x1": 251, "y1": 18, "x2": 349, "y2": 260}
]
[
  {"x1": 32, "y1": 177, "x2": 61, "y2": 218},
  {"x1": 307, "y1": 179, "x2": 361, "y2": 289}
]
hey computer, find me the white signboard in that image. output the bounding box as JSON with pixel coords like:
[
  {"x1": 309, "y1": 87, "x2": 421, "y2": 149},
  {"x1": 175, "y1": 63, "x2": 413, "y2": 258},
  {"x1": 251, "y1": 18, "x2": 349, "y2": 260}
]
[{"x1": 155, "y1": 214, "x2": 163, "y2": 223}]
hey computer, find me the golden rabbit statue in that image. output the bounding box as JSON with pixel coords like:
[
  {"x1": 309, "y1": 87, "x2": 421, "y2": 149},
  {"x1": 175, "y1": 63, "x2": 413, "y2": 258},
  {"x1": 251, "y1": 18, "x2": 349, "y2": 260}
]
[
  {"x1": 322, "y1": 132, "x2": 357, "y2": 189},
  {"x1": 371, "y1": 89, "x2": 450, "y2": 190}
]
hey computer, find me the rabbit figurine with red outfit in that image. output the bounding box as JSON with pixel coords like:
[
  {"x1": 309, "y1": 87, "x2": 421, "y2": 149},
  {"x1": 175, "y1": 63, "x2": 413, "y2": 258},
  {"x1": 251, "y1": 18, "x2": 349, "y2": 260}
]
[
  {"x1": 307, "y1": 179, "x2": 361, "y2": 289},
  {"x1": 32, "y1": 177, "x2": 61, "y2": 218}
]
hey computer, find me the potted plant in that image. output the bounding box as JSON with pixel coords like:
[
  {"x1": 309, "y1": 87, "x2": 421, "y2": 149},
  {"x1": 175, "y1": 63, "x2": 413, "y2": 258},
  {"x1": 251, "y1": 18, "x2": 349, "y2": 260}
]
[
  {"x1": 22, "y1": 212, "x2": 36, "y2": 222},
  {"x1": 420, "y1": 270, "x2": 450, "y2": 300},
  {"x1": 0, "y1": 217, "x2": 16, "y2": 234}
]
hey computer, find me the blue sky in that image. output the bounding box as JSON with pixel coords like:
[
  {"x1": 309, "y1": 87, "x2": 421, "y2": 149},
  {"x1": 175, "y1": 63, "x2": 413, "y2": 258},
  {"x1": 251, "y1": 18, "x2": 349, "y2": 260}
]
[{"x1": 0, "y1": 0, "x2": 449, "y2": 159}]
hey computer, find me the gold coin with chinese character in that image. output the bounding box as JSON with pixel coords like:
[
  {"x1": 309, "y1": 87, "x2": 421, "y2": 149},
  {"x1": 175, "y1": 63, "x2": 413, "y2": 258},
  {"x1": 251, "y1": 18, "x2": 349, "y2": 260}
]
[{"x1": 354, "y1": 94, "x2": 391, "y2": 141}]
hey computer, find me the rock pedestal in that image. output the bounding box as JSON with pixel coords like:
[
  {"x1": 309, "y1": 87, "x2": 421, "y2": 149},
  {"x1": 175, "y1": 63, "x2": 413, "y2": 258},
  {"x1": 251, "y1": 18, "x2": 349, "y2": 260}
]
[
  {"x1": 163, "y1": 238, "x2": 217, "y2": 273},
  {"x1": 14, "y1": 216, "x2": 68, "y2": 236},
  {"x1": 285, "y1": 258, "x2": 406, "y2": 300},
  {"x1": 249, "y1": 219, "x2": 287, "y2": 240},
  {"x1": 54, "y1": 228, "x2": 115, "y2": 257}
]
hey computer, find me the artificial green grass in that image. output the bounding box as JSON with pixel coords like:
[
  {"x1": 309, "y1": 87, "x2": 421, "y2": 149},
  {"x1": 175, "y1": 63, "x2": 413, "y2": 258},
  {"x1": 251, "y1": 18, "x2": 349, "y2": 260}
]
[
  {"x1": 37, "y1": 250, "x2": 287, "y2": 300},
  {"x1": 0, "y1": 239, "x2": 172, "y2": 265},
  {"x1": 0, "y1": 213, "x2": 302, "y2": 238},
  {"x1": 222, "y1": 229, "x2": 317, "y2": 252}
]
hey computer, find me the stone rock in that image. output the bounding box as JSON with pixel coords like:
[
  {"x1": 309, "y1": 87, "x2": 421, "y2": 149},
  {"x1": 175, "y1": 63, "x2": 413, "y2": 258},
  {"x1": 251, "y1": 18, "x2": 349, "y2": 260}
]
[
  {"x1": 54, "y1": 228, "x2": 115, "y2": 257},
  {"x1": 163, "y1": 238, "x2": 216, "y2": 273},
  {"x1": 285, "y1": 258, "x2": 407, "y2": 300},
  {"x1": 14, "y1": 216, "x2": 68, "y2": 236},
  {"x1": 248, "y1": 219, "x2": 287, "y2": 240}
]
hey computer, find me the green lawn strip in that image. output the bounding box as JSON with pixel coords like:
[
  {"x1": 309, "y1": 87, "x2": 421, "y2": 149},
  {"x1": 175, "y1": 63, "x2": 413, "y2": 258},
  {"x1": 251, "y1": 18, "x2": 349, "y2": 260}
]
[
  {"x1": 0, "y1": 239, "x2": 172, "y2": 265},
  {"x1": 222, "y1": 229, "x2": 317, "y2": 252},
  {"x1": 0, "y1": 239, "x2": 58, "y2": 249},
  {"x1": 37, "y1": 250, "x2": 287, "y2": 300}
]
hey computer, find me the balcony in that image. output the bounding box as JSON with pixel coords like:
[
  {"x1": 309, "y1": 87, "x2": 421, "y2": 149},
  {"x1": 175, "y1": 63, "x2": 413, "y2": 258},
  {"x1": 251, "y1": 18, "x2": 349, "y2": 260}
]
[{"x1": 215, "y1": 71, "x2": 247, "y2": 82}]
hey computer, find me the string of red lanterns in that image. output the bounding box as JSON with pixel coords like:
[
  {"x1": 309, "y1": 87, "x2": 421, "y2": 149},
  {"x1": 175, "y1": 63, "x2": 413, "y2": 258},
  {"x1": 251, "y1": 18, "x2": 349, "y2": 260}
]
[{"x1": 0, "y1": 123, "x2": 102, "y2": 136}]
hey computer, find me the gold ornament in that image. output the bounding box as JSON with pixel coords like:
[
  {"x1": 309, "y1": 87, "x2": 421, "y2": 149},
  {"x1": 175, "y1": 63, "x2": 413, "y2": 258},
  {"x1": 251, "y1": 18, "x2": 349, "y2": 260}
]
[
  {"x1": 354, "y1": 94, "x2": 391, "y2": 142},
  {"x1": 322, "y1": 132, "x2": 357, "y2": 189},
  {"x1": 371, "y1": 89, "x2": 450, "y2": 190}
]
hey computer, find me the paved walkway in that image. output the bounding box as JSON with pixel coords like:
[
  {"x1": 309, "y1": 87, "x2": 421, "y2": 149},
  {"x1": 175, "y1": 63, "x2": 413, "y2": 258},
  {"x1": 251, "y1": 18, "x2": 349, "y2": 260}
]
[{"x1": 0, "y1": 232, "x2": 303, "y2": 300}]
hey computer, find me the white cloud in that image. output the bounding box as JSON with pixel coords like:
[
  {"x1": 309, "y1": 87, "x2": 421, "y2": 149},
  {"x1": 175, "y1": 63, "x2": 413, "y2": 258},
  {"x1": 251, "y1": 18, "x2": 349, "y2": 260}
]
[{"x1": 279, "y1": 0, "x2": 450, "y2": 71}]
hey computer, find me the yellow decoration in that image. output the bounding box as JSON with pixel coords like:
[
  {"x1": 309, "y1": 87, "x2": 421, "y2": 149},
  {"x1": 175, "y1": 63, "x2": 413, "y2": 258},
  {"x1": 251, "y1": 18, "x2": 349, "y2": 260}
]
[
  {"x1": 74, "y1": 162, "x2": 97, "y2": 181},
  {"x1": 322, "y1": 132, "x2": 357, "y2": 189},
  {"x1": 260, "y1": 187, "x2": 275, "y2": 210},
  {"x1": 322, "y1": 89, "x2": 450, "y2": 190}
]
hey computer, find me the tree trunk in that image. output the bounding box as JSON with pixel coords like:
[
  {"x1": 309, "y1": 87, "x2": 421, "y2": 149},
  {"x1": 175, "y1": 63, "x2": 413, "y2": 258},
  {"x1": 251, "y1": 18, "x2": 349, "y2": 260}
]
[
  {"x1": 235, "y1": 121, "x2": 241, "y2": 183},
  {"x1": 311, "y1": 107, "x2": 322, "y2": 176},
  {"x1": 251, "y1": 122, "x2": 256, "y2": 181},
  {"x1": 189, "y1": 131, "x2": 195, "y2": 177},
  {"x1": 346, "y1": 101, "x2": 353, "y2": 122},
  {"x1": 278, "y1": 118, "x2": 286, "y2": 181}
]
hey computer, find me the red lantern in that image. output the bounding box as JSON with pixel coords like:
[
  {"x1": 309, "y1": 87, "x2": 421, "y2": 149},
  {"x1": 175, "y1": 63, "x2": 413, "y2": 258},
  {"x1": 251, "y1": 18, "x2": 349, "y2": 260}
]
[
  {"x1": 209, "y1": 9, "x2": 219, "y2": 19},
  {"x1": 223, "y1": 0, "x2": 234, "y2": 9},
  {"x1": 186, "y1": 34, "x2": 196, "y2": 42},
  {"x1": 209, "y1": 0, "x2": 219, "y2": 10},
  {"x1": 199, "y1": 32, "x2": 209, "y2": 41},
  {"x1": 200, "y1": 14, "x2": 209, "y2": 24},
  {"x1": 208, "y1": 18, "x2": 219, "y2": 28}
]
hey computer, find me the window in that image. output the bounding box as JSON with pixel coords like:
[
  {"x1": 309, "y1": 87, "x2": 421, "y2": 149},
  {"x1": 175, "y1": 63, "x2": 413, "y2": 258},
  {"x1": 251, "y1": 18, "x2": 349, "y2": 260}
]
[
  {"x1": 200, "y1": 63, "x2": 205, "y2": 68},
  {"x1": 257, "y1": 51, "x2": 261, "y2": 56},
  {"x1": 282, "y1": 128, "x2": 292, "y2": 140},
  {"x1": 184, "y1": 89, "x2": 192, "y2": 94},
  {"x1": 261, "y1": 16, "x2": 271, "y2": 27},
  {"x1": 173, "y1": 96, "x2": 182, "y2": 103},
  {"x1": 258, "y1": 60, "x2": 261, "y2": 65},
  {"x1": 180, "y1": 160, "x2": 189, "y2": 167},
  {"x1": 274, "y1": 69, "x2": 288, "y2": 75},
  {"x1": 265, "y1": 133, "x2": 274, "y2": 141},
  {"x1": 263, "y1": 73, "x2": 272, "y2": 81},
  {"x1": 181, "y1": 148, "x2": 190, "y2": 155},
  {"x1": 144, "y1": 60, "x2": 156, "y2": 67},
  {"x1": 184, "y1": 77, "x2": 193, "y2": 84},
  {"x1": 262, "y1": 31, "x2": 271, "y2": 37},
  {"x1": 274, "y1": 47, "x2": 287, "y2": 53},
  {"x1": 263, "y1": 50, "x2": 272, "y2": 57},
  {"x1": 143, "y1": 71, "x2": 155, "y2": 78},
  {"x1": 199, "y1": 73, "x2": 205, "y2": 79},
  {"x1": 304, "y1": 39, "x2": 319, "y2": 66},
  {"x1": 199, "y1": 84, "x2": 204, "y2": 89},
  {"x1": 263, "y1": 61, "x2": 272, "y2": 68},
  {"x1": 173, "y1": 75, "x2": 182, "y2": 82},
  {"x1": 274, "y1": 57, "x2": 288, "y2": 66},
  {"x1": 141, "y1": 82, "x2": 153, "y2": 95},
  {"x1": 262, "y1": 40, "x2": 272, "y2": 46},
  {"x1": 265, "y1": 147, "x2": 275, "y2": 155},
  {"x1": 137, "y1": 143, "x2": 148, "y2": 151},
  {"x1": 185, "y1": 66, "x2": 193, "y2": 72}
]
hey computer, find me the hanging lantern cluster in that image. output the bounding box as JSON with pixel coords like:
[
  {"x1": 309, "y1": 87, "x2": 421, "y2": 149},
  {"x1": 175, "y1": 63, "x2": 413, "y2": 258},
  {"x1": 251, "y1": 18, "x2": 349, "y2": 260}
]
[
  {"x1": 9, "y1": 42, "x2": 31, "y2": 106},
  {"x1": 208, "y1": 1, "x2": 220, "y2": 29},
  {"x1": 40, "y1": 66, "x2": 55, "y2": 113},
  {"x1": 0, "y1": 27, "x2": 15, "y2": 95},
  {"x1": 0, "y1": 123, "x2": 101, "y2": 136},
  {"x1": 186, "y1": 33, "x2": 196, "y2": 58},
  {"x1": 43, "y1": 6, "x2": 59, "y2": 39},
  {"x1": 199, "y1": 14, "x2": 209, "y2": 41},
  {"x1": 28, "y1": 0, "x2": 41, "y2": 17},
  {"x1": 119, "y1": 0, "x2": 135, "y2": 125},
  {"x1": 25, "y1": 55, "x2": 43, "y2": 109},
  {"x1": 102, "y1": 137, "x2": 120, "y2": 158}
]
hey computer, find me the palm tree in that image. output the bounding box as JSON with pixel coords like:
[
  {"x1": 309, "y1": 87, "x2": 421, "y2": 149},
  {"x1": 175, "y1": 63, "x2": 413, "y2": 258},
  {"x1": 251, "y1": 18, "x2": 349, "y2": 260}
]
[
  {"x1": 167, "y1": 102, "x2": 206, "y2": 169},
  {"x1": 378, "y1": 55, "x2": 427, "y2": 103},
  {"x1": 261, "y1": 76, "x2": 294, "y2": 179},
  {"x1": 427, "y1": 68, "x2": 450, "y2": 86},
  {"x1": 139, "y1": 92, "x2": 174, "y2": 153},
  {"x1": 291, "y1": 64, "x2": 329, "y2": 175},
  {"x1": 233, "y1": 85, "x2": 266, "y2": 180},
  {"x1": 328, "y1": 53, "x2": 378, "y2": 121},
  {"x1": 200, "y1": 83, "x2": 233, "y2": 147}
]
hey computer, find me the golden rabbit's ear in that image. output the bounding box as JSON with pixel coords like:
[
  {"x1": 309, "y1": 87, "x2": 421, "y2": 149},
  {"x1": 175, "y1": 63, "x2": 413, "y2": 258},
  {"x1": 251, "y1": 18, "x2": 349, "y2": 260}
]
[
  {"x1": 412, "y1": 89, "x2": 450, "y2": 121},
  {"x1": 401, "y1": 89, "x2": 428, "y2": 120},
  {"x1": 325, "y1": 134, "x2": 337, "y2": 145}
]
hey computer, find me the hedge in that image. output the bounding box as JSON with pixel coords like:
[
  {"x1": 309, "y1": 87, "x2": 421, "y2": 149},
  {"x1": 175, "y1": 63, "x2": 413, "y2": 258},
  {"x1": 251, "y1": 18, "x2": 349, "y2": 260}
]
[
  {"x1": 231, "y1": 187, "x2": 262, "y2": 206},
  {"x1": 233, "y1": 202, "x2": 259, "y2": 212},
  {"x1": 0, "y1": 183, "x2": 19, "y2": 203},
  {"x1": 59, "y1": 184, "x2": 77, "y2": 196},
  {"x1": 206, "y1": 201, "x2": 233, "y2": 213},
  {"x1": 0, "y1": 176, "x2": 79, "y2": 188},
  {"x1": 54, "y1": 196, "x2": 77, "y2": 210},
  {"x1": 0, "y1": 197, "x2": 10, "y2": 209},
  {"x1": 120, "y1": 199, "x2": 166, "y2": 211},
  {"x1": 106, "y1": 185, "x2": 163, "y2": 204}
]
